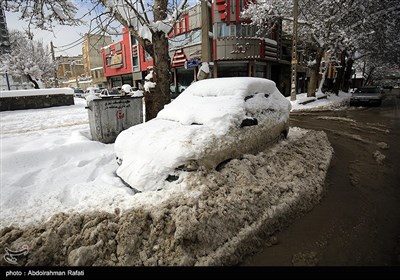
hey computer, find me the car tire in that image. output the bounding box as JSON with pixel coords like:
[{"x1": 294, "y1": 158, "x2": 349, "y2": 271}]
[{"x1": 278, "y1": 132, "x2": 287, "y2": 142}]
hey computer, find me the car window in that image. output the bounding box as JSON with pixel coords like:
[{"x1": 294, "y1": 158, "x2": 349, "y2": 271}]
[{"x1": 354, "y1": 88, "x2": 380, "y2": 94}]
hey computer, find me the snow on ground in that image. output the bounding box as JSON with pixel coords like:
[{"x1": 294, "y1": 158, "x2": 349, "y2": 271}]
[
  {"x1": 0, "y1": 126, "x2": 333, "y2": 265},
  {"x1": 0, "y1": 98, "x2": 196, "y2": 227},
  {"x1": 0, "y1": 90, "x2": 338, "y2": 265},
  {"x1": 288, "y1": 91, "x2": 351, "y2": 111}
]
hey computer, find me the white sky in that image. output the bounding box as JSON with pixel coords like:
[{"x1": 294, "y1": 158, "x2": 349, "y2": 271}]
[{"x1": 5, "y1": 10, "x2": 92, "y2": 57}]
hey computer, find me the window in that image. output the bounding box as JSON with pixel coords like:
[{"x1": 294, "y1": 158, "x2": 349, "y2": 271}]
[
  {"x1": 144, "y1": 51, "x2": 152, "y2": 62},
  {"x1": 106, "y1": 57, "x2": 111, "y2": 66},
  {"x1": 217, "y1": 23, "x2": 237, "y2": 38},
  {"x1": 170, "y1": 30, "x2": 201, "y2": 49},
  {"x1": 217, "y1": 23, "x2": 227, "y2": 37},
  {"x1": 236, "y1": 25, "x2": 242, "y2": 37},
  {"x1": 230, "y1": 25, "x2": 236, "y2": 36},
  {"x1": 132, "y1": 56, "x2": 138, "y2": 66}
]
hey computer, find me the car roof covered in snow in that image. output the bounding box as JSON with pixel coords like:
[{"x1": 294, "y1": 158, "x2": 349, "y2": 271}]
[{"x1": 157, "y1": 77, "x2": 289, "y2": 127}]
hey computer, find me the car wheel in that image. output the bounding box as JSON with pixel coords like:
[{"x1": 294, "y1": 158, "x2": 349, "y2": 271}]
[{"x1": 278, "y1": 131, "x2": 287, "y2": 142}]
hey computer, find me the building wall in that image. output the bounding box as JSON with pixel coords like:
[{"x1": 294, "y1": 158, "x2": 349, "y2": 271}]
[
  {"x1": 101, "y1": 27, "x2": 155, "y2": 89},
  {"x1": 82, "y1": 34, "x2": 112, "y2": 76},
  {"x1": 166, "y1": 0, "x2": 281, "y2": 87},
  {"x1": 139, "y1": 45, "x2": 153, "y2": 72},
  {"x1": 212, "y1": 0, "x2": 280, "y2": 80},
  {"x1": 91, "y1": 67, "x2": 107, "y2": 88},
  {"x1": 96, "y1": 1, "x2": 286, "y2": 92},
  {"x1": 56, "y1": 55, "x2": 85, "y2": 88},
  {"x1": 102, "y1": 28, "x2": 140, "y2": 88}
]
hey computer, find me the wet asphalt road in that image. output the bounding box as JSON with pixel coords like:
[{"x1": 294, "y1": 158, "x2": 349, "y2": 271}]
[{"x1": 242, "y1": 89, "x2": 400, "y2": 266}]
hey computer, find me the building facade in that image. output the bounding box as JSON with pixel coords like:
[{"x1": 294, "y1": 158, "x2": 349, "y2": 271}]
[
  {"x1": 56, "y1": 55, "x2": 85, "y2": 88},
  {"x1": 168, "y1": 0, "x2": 284, "y2": 90},
  {"x1": 100, "y1": 0, "x2": 297, "y2": 94},
  {"x1": 102, "y1": 27, "x2": 153, "y2": 89},
  {"x1": 82, "y1": 33, "x2": 112, "y2": 77}
]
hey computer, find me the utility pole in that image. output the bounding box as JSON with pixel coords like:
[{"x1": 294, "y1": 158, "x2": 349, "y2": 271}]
[
  {"x1": 290, "y1": 0, "x2": 298, "y2": 101},
  {"x1": 50, "y1": 41, "x2": 59, "y2": 88}
]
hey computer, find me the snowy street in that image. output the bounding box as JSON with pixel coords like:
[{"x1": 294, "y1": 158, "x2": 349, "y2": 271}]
[
  {"x1": 0, "y1": 0, "x2": 398, "y2": 269},
  {"x1": 244, "y1": 89, "x2": 400, "y2": 265},
  {"x1": 1, "y1": 91, "x2": 399, "y2": 265}
]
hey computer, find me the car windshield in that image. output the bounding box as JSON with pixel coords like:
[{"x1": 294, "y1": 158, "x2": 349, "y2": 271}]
[{"x1": 354, "y1": 87, "x2": 380, "y2": 94}]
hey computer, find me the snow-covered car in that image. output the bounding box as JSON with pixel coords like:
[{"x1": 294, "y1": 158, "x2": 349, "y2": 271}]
[
  {"x1": 84, "y1": 87, "x2": 101, "y2": 98},
  {"x1": 350, "y1": 86, "x2": 383, "y2": 106},
  {"x1": 73, "y1": 88, "x2": 85, "y2": 98},
  {"x1": 115, "y1": 77, "x2": 292, "y2": 192},
  {"x1": 170, "y1": 83, "x2": 187, "y2": 94}
]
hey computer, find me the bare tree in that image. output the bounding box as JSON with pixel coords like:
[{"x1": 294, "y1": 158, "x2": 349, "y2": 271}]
[
  {"x1": 1, "y1": 0, "x2": 188, "y2": 120},
  {"x1": 242, "y1": 0, "x2": 400, "y2": 97}
]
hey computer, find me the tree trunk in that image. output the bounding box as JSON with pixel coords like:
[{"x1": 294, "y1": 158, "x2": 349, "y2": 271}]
[
  {"x1": 365, "y1": 67, "x2": 375, "y2": 86},
  {"x1": 144, "y1": 0, "x2": 171, "y2": 121},
  {"x1": 307, "y1": 47, "x2": 324, "y2": 97},
  {"x1": 332, "y1": 51, "x2": 346, "y2": 95},
  {"x1": 27, "y1": 74, "x2": 39, "y2": 89},
  {"x1": 342, "y1": 57, "x2": 354, "y2": 92}
]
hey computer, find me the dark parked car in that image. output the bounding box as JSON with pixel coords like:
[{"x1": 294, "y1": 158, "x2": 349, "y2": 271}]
[{"x1": 350, "y1": 86, "x2": 383, "y2": 106}]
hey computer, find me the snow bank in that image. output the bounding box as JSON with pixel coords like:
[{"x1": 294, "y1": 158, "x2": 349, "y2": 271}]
[
  {"x1": 0, "y1": 128, "x2": 333, "y2": 266},
  {"x1": 289, "y1": 91, "x2": 351, "y2": 111},
  {"x1": 0, "y1": 88, "x2": 73, "y2": 98}
]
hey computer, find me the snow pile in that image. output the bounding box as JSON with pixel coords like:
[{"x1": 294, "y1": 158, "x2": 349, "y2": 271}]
[
  {"x1": 0, "y1": 88, "x2": 73, "y2": 98},
  {"x1": 115, "y1": 77, "x2": 291, "y2": 192},
  {"x1": 144, "y1": 70, "x2": 156, "y2": 92},
  {"x1": 0, "y1": 128, "x2": 333, "y2": 266},
  {"x1": 289, "y1": 91, "x2": 351, "y2": 111}
]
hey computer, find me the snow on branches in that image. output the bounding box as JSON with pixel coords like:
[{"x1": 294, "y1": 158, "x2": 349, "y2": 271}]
[{"x1": 1, "y1": 30, "x2": 56, "y2": 88}]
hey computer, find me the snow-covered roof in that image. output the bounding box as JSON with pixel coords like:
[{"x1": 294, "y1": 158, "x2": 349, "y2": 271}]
[{"x1": 353, "y1": 72, "x2": 365, "y2": 79}]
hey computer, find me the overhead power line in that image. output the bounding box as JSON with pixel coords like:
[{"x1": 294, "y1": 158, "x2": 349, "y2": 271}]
[{"x1": 55, "y1": 28, "x2": 104, "y2": 53}]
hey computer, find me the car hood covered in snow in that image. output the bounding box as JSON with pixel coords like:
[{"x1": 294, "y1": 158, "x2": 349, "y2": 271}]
[{"x1": 115, "y1": 77, "x2": 291, "y2": 192}]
